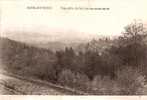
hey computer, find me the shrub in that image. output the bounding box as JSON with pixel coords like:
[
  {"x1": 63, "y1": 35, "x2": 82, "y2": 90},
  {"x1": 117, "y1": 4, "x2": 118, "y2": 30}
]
[
  {"x1": 88, "y1": 66, "x2": 147, "y2": 95},
  {"x1": 115, "y1": 67, "x2": 147, "y2": 95},
  {"x1": 90, "y1": 75, "x2": 120, "y2": 95},
  {"x1": 57, "y1": 69, "x2": 90, "y2": 91}
]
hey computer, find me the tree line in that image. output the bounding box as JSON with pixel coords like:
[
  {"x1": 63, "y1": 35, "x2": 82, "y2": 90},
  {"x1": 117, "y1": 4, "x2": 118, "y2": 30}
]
[{"x1": 1, "y1": 21, "x2": 147, "y2": 94}]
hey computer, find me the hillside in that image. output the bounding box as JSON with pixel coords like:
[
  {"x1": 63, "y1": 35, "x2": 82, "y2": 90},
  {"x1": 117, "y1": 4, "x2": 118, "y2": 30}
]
[{"x1": 0, "y1": 37, "x2": 56, "y2": 82}]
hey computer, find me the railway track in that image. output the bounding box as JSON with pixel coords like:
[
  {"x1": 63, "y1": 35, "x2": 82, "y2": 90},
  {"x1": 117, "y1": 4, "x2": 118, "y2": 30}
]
[
  {"x1": 0, "y1": 72, "x2": 87, "y2": 95},
  {"x1": 0, "y1": 81, "x2": 25, "y2": 94}
]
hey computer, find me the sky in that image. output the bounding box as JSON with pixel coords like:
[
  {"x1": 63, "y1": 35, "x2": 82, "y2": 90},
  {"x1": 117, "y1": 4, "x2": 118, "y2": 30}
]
[{"x1": 0, "y1": 0, "x2": 147, "y2": 42}]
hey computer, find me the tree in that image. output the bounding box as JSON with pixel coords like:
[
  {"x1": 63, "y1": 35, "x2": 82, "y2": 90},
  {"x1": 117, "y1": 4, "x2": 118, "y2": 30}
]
[
  {"x1": 54, "y1": 47, "x2": 76, "y2": 80},
  {"x1": 115, "y1": 21, "x2": 147, "y2": 67},
  {"x1": 119, "y1": 21, "x2": 146, "y2": 46}
]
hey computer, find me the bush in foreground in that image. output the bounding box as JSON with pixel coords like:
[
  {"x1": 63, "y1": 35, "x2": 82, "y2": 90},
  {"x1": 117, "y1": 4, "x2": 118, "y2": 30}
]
[{"x1": 58, "y1": 69, "x2": 90, "y2": 91}]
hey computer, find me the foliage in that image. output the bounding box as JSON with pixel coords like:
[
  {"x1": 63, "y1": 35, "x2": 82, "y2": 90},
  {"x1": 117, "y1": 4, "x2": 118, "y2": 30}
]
[
  {"x1": 115, "y1": 67, "x2": 147, "y2": 95},
  {"x1": 90, "y1": 75, "x2": 120, "y2": 94},
  {"x1": 1, "y1": 21, "x2": 147, "y2": 94},
  {"x1": 58, "y1": 69, "x2": 90, "y2": 90},
  {"x1": 0, "y1": 38, "x2": 56, "y2": 82}
]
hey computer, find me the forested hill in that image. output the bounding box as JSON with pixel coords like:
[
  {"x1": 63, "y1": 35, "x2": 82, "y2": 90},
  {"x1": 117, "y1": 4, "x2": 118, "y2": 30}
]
[
  {"x1": 0, "y1": 37, "x2": 57, "y2": 81},
  {"x1": 1, "y1": 23, "x2": 147, "y2": 95}
]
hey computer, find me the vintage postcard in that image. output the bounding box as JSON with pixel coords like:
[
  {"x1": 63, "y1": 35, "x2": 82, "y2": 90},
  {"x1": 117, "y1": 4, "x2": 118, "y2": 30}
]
[{"x1": 0, "y1": 0, "x2": 147, "y2": 99}]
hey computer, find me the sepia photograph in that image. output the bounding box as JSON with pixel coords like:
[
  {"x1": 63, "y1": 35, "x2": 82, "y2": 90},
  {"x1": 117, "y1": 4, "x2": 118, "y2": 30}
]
[{"x1": 0, "y1": 0, "x2": 147, "y2": 96}]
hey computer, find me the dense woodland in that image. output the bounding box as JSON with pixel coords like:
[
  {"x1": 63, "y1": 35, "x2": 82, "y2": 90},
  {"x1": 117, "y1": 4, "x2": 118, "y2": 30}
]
[{"x1": 1, "y1": 22, "x2": 147, "y2": 94}]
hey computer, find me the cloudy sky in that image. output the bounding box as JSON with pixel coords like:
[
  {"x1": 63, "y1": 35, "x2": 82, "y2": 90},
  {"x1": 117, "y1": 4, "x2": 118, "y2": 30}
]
[{"x1": 0, "y1": 0, "x2": 147, "y2": 42}]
